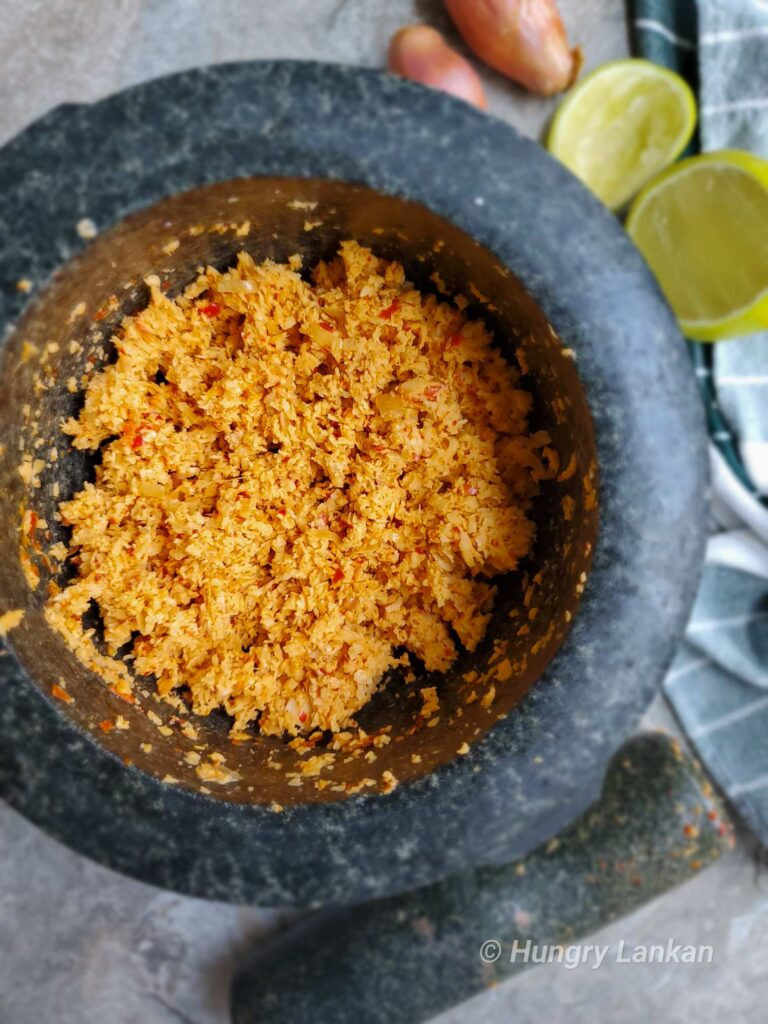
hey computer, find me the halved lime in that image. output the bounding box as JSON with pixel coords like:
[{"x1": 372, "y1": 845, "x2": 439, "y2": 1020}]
[
  {"x1": 548, "y1": 58, "x2": 697, "y2": 211},
  {"x1": 627, "y1": 151, "x2": 768, "y2": 341}
]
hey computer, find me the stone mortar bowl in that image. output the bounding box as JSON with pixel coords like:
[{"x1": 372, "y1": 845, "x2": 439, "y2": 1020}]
[{"x1": 0, "y1": 62, "x2": 707, "y2": 907}]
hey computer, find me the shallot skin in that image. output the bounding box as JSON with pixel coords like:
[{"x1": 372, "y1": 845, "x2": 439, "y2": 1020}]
[
  {"x1": 388, "y1": 25, "x2": 488, "y2": 109},
  {"x1": 444, "y1": 0, "x2": 580, "y2": 96}
]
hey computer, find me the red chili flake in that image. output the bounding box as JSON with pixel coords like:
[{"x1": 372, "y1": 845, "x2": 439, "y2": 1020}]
[
  {"x1": 27, "y1": 510, "x2": 38, "y2": 536},
  {"x1": 299, "y1": 711, "x2": 308, "y2": 723},
  {"x1": 276, "y1": 507, "x2": 286, "y2": 515},
  {"x1": 99, "y1": 719, "x2": 114, "y2": 733},
  {"x1": 131, "y1": 434, "x2": 144, "y2": 450},
  {"x1": 161, "y1": 279, "x2": 171, "y2": 292},
  {"x1": 237, "y1": 491, "x2": 250, "y2": 499},
  {"x1": 319, "y1": 321, "x2": 334, "y2": 332},
  {"x1": 447, "y1": 332, "x2": 463, "y2": 349},
  {"x1": 109, "y1": 688, "x2": 136, "y2": 704},
  {"x1": 51, "y1": 684, "x2": 74, "y2": 704},
  {"x1": 200, "y1": 302, "x2": 221, "y2": 318},
  {"x1": 682, "y1": 823, "x2": 698, "y2": 838},
  {"x1": 423, "y1": 384, "x2": 442, "y2": 401},
  {"x1": 706, "y1": 809, "x2": 718, "y2": 821},
  {"x1": 463, "y1": 483, "x2": 478, "y2": 496},
  {"x1": 331, "y1": 567, "x2": 345, "y2": 584},
  {"x1": 379, "y1": 298, "x2": 400, "y2": 319}
]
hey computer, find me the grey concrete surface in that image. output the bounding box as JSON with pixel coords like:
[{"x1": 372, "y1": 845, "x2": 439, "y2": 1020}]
[
  {"x1": 0, "y1": 0, "x2": 628, "y2": 147},
  {"x1": 0, "y1": 2, "x2": 766, "y2": 1022}
]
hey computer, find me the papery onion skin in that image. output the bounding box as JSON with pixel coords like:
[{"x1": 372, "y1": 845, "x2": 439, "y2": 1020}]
[
  {"x1": 444, "y1": 0, "x2": 581, "y2": 96},
  {"x1": 388, "y1": 25, "x2": 488, "y2": 109}
]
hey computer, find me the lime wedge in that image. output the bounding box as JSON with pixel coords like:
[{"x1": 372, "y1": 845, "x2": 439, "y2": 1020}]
[
  {"x1": 627, "y1": 151, "x2": 768, "y2": 341},
  {"x1": 548, "y1": 59, "x2": 697, "y2": 211}
]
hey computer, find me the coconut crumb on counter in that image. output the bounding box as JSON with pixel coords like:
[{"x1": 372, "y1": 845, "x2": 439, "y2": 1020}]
[
  {"x1": 419, "y1": 686, "x2": 440, "y2": 718},
  {"x1": 18, "y1": 456, "x2": 45, "y2": 488},
  {"x1": 290, "y1": 752, "x2": 336, "y2": 778},
  {"x1": 481, "y1": 685, "x2": 497, "y2": 709},
  {"x1": 19, "y1": 339, "x2": 38, "y2": 364},
  {"x1": 19, "y1": 550, "x2": 40, "y2": 590},
  {"x1": 76, "y1": 218, "x2": 98, "y2": 240},
  {"x1": 195, "y1": 756, "x2": 242, "y2": 785},
  {"x1": 495, "y1": 658, "x2": 514, "y2": 682},
  {"x1": 0, "y1": 609, "x2": 25, "y2": 637},
  {"x1": 43, "y1": 241, "x2": 549, "y2": 739},
  {"x1": 180, "y1": 720, "x2": 199, "y2": 741}
]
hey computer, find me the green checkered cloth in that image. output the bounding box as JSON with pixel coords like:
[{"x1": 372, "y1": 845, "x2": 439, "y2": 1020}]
[{"x1": 629, "y1": 0, "x2": 768, "y2": 844}]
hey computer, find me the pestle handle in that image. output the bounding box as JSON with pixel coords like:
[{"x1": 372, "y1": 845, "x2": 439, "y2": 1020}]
[{"x1": 231, "y1": 732, "x2": 732, "y2": 1024}]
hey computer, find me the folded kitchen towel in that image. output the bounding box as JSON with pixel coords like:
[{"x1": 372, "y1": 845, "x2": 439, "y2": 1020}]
[{"x1": 629, "y1": 0, "x2": 768, "y2": 844}]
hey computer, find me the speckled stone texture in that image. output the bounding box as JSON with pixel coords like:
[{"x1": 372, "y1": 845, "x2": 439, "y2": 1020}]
[
  {"x1": 231, "y1": 733, "x2": 733, "y2": 1024},
  {"x1": 0, "y1": 61, "x2": 707, "y2": 906}
]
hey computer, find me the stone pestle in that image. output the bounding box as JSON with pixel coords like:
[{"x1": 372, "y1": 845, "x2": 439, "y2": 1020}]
[{"x1": 231, "y1": 732, "x2": 733, "y2": 1024}]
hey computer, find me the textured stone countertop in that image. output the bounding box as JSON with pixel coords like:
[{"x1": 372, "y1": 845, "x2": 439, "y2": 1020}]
[{"x1": 0, "y1": 2, "x2": 766, "y2": 1023}]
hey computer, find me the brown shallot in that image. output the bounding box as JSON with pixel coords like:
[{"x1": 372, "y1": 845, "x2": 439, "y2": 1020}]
[
  {"x1": 444, "y1": 0, "x2": 581, "y2": 96},
  {"x1": 388, "y1": 25, "x2": 488, "y2": 109}
]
